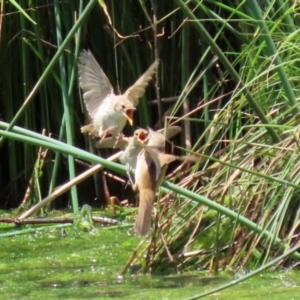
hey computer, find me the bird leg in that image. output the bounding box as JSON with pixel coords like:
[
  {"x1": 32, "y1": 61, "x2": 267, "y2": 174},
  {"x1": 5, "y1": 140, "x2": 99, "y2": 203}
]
[
  {"x1": 125, "y1": 163, "x2": 135, "y2": 188},
  {"x1": 97, "y1": 126, "x2": 117, "y2": 143},
  {"x1": 114, "y1": 132, "x2": 124, "y2": 149}
]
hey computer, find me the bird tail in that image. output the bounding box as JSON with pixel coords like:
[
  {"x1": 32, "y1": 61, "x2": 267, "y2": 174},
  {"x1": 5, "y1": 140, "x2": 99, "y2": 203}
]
[
  {"x1": 135, "y1": 189, "x2": 155, "y2": 236},
  {"x1": 81, "y1": 124, "x2": 95, "y2": 134}
]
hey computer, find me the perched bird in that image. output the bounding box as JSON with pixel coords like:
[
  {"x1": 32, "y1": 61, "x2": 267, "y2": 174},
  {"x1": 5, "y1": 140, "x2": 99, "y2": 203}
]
[
  {"x1": 78, "y1": 49, "x2": 159, "y2": 139},
  {"x1": 134, "y1": 128, "x2": 200, "y2": 236},
  {"x1": 119, "y1": 129, "x2": 149, "y2": 169},
  {"x1": 133, "y1": 129, "x2": 167, "y2": 236},
  {"x1": 133, "y1": 147, "x2": 161, "y2": 236},
  {"x1": 96, "y1": 128, "x2": 149, "y2": 170},
  {"x1": 95, "y1": 125, "x2": 182, "y2": 169}
]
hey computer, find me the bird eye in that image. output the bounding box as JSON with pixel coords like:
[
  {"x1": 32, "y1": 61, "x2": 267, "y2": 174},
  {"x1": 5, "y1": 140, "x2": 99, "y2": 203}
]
[{"x1": 121, "y1": 105, "x2": 126, "y2": 109}]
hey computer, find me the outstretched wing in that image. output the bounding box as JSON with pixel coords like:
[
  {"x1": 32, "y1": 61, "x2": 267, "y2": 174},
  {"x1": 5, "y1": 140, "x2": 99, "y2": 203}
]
[
  {"x1": 78, "y1": 50, "x2": 114, "y2": 119},
  {"x1": 147, "y1": 129, "x2": 165, "y2": 152},
  {"x1": 124, "y1": 59, "x2": 160, "y2": 106},
  {"x1": 95, "y1": 137, "x2": 129, "y2": 149},
  {"x1": 158, "y1": 126, "x2": 182, "y2": 140}
]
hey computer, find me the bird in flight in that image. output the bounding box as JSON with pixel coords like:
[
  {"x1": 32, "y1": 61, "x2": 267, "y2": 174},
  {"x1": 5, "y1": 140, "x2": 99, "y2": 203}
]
[{"x1": 78, "y1": 49, "x2": 159, "y2": 140}]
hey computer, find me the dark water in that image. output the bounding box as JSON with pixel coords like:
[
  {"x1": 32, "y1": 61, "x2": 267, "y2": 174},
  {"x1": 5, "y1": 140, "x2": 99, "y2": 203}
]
[{"x1": 0, "y1": 224, "x2": 299, "y2": 299}]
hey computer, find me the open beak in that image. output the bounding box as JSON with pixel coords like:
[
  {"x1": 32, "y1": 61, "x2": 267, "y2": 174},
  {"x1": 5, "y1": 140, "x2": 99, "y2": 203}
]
[
  {"x1": 125, "y1": 109, "x2": 134, "y2": 126},
  {"x1": 138, "y1": 130, "x2": 148, "y2": 143}
]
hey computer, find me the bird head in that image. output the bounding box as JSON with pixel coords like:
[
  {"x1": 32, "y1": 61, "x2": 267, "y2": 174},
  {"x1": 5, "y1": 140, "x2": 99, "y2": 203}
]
[
  {"x1": 117, "y1": 101, "x2": 136, "y2": 126},
  {"x1": 134, "y1": 128, "x2": 149, "y2": 144}
]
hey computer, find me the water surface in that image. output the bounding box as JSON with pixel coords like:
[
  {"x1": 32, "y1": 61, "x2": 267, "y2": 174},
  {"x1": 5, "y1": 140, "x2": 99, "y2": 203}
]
[{"x1": 0, "y1": 225, "x2": 299, "y2": 299}]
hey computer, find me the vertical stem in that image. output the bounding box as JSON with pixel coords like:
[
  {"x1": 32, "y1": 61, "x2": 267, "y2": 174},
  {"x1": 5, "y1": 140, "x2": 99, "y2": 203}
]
[
  {"x1": 0, "y1": 0, "x2": 97, "y2": 146},
  {"x1": 181, "y1": 21, "x2": 191, "y2": 150},
  {"x1": 175, "y1": 0, "x2": 281, "y2": 143},
  {"x1": 54, "y1": 0, "x2": 79, "y2": 213},
  {"x1": 244, "y1": 0, "x2": 299, "y2": 114},
  {"x1": 151, "y1": 0, "x2": 162, "y2": 128}
]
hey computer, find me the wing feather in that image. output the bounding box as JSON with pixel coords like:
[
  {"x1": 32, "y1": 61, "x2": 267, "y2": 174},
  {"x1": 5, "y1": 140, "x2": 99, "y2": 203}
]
[
  {"x1": 158, "y1": 126, "x2": 182, "y2": 140},
  {"x1": 95, "y1": 137, "x2": 129, "y2": 149},
  {"x1": 78, "y1": 50, "x2": 114, "y2": 119},
  {"x1": 125, "y1": 59, "x2": 160, "y2": 106},
  {"x1": 142, "y1": 145, "x2": 162, "y2": 180}
]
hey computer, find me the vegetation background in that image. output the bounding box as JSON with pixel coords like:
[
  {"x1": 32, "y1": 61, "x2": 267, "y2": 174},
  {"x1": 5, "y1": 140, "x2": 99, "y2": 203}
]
[{"x1": 1, "y1": 0, "x2": 300, "y2": 274}]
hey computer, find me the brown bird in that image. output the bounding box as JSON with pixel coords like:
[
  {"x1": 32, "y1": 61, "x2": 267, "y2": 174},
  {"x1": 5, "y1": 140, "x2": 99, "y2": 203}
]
[
  {"x1": 133, "y1": 129, "x2": 167, "y2": 236},
  {"x1": 78, "y1": 49, "x2": 159, "y2": 139},
  {"x1": 133, "y1": 128, "x2": 200, "y2": 236}
]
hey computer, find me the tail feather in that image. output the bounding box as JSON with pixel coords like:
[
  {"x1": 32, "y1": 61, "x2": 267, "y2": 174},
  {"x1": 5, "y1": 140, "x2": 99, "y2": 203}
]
[
  {"x1": 81, "y1": 124, "x2": 96, "y2": 135},
  {"x1": 135, "y1": 189, "x2": 155, "y2": 236}
]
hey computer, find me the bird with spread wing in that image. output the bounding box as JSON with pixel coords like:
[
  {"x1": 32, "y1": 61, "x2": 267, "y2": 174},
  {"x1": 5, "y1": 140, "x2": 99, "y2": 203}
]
[{"x1": 78, "y1": 49, "x2": 159, "y2": 140}]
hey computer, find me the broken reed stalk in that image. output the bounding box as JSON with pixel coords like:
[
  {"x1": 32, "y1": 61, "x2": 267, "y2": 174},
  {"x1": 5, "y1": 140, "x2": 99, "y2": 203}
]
[
  {"x1": 18, "y1": 130, "x2": 51, "y2": 210},
  {"x1": 17, "y1": 151, "x2": 122, "y2": 221}
]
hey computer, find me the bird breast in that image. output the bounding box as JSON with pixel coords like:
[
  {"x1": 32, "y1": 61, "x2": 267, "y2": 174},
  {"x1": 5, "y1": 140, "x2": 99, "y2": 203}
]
[
  {"x1": 93, "y1": 95, "x2": 127, "y2": 136},
  {"x1": 119, "y1": 139, "x2": 143, "y2": 168}
]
